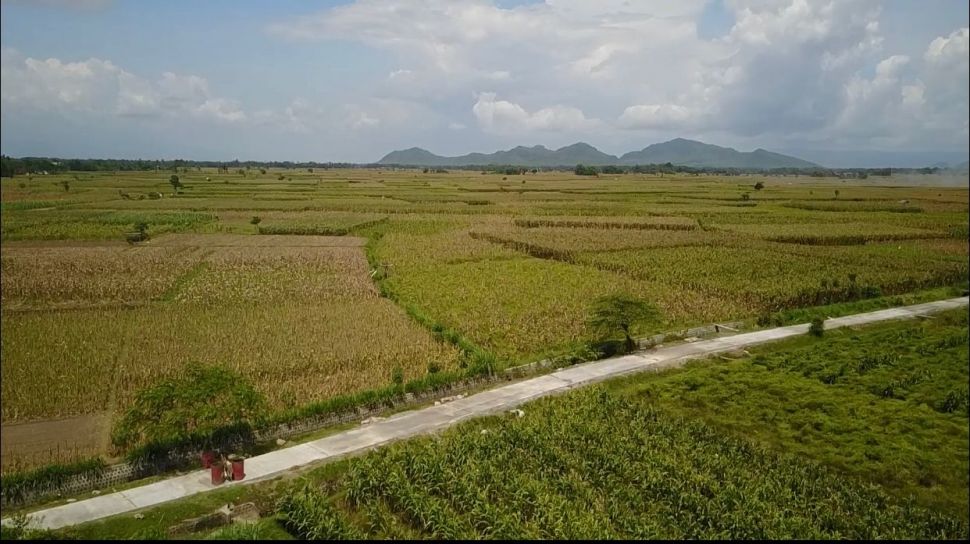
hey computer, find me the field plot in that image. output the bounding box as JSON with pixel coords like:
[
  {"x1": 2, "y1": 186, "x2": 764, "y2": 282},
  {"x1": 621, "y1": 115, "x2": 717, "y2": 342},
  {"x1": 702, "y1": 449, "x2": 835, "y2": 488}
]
[
  {"x1": 1, "y1": 245, "x2": 203, "y2": 309},
  {"x1": 0, "y1": 234, "x2": 459, "y2": 467},
  {"x1": 0, "y1": 209, "x2": 217, "y2": 241},
  {"x1": 611, "y1": 309, "x2": 970, "y2": 520},
  {"x1": 714, "y1": 221, "x2": 944, "y2": 245},
  {"x1": 575, "y1": 243, "x2": 968, "y2": 313}
]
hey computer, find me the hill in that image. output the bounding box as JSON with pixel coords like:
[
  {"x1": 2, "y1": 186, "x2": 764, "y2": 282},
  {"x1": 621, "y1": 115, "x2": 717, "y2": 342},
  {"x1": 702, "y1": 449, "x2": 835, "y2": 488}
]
[
  {"x1": 618, "y1": 138, "x2": 817, "y2": 168},
  {"x1": 378, "y1": 138, "x2": 816, "y2": 169}
]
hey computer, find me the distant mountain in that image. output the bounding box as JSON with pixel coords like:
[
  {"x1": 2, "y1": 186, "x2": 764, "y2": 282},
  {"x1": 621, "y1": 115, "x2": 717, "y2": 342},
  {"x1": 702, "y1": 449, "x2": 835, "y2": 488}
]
[
  {"x1": 379, "y1": 142, "x2": 617, "y2": 167},
  {"x1": 619, "y1": 138, "x2": 817, "y2": 169},
  {"x1": 378, "y1": 138, "x2": 816, "y2": 169}
]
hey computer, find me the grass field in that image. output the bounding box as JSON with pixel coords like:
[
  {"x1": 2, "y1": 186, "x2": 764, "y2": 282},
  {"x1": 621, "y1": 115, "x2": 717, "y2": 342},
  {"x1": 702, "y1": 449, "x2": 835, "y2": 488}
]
[{"x1": 0, "y1": 168, "x2": 967, "y2": 470}]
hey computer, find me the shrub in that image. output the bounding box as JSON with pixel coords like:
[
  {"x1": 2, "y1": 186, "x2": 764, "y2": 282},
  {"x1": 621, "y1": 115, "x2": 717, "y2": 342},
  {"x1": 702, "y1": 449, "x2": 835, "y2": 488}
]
[
  {"x1": 111, "y1": 362, "x2": 266, "y2": 451},
  {"x1": 391, "y1": 366, "x2": 404, "y2": 386},
  {"x1": 588, "y1": 294, "x2": 660, "y2": 352},
  {"x1": 809, "y1": 318, "x2": 825, "y2": 337},
  {"x1": 862, "y1": 285, "x2": 882, "y2": 298}
]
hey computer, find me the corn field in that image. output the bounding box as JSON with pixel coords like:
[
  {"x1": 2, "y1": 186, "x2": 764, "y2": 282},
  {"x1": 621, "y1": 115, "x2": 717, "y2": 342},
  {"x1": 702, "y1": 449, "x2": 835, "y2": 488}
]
[{"x1": 277, "y1": 388, "x2": 967, "y2": 539}]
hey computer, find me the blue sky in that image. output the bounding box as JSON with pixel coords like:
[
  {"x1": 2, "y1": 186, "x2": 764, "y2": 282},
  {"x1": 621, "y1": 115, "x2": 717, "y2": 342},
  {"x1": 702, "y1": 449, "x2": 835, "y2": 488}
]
[{"x1": 1, "y1": 0, "x2": 967, "y2": 164}]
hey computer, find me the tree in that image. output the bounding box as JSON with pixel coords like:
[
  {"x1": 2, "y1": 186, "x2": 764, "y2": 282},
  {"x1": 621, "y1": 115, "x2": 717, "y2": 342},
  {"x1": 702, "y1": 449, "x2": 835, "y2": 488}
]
[
  {"x1": 127, "y1": 222, "x2": 149, "y2": 244},
  {"x1": 111, "y1": 362, "x2": 266, "y2": 451},
  {"x1": 60, "y1": 179, "x2": 70, "y2": 192},
  {"x1": 587, "y1": 294, "x2": 660, "y2": 352},
  {"x1": 169, "y1": 174, "x2": 182, "y2": 192},
  {"x1": 753, "y1": 181, "x2": 765, "y2": 190},
  {"x1": 574, "y1": 164, "x2": 598, "y2": 176},
  {"x1": 250, "y1": 216, "x2": 262, "y2": 232},
  {"x1": 834, "y1": 189, "x2": 840, "y2": 199}
]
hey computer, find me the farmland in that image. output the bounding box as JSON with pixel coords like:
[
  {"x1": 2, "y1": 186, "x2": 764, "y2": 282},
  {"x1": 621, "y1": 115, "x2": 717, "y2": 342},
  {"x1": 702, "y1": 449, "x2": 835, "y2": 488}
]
[
  {"x1": 268, "y1": 309, "x2": 968, "y2": 540},
  {"x1": 0, "y1": 168, "x2": 967, "y2": 470},
  {"x1": 58, "y1": 309, "x2": 969, "y2": 540}
]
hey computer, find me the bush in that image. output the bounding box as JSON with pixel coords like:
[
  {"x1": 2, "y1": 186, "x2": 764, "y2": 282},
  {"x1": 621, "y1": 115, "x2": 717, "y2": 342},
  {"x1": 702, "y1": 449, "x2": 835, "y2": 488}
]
[
  {"x1": 862, "y1": 285, "x2": 882, "y2": 298},
  {"x1": 588, "y1": 294, "x2": 660, "y2": 352},
  {"x1": 391, "y1": 366, "x2": 404, "y2": 386},
  {"x1": 111, "y1": 362, "x2": 266, "y2": 452},
  {"x1": 809, "y1": 318, "x2": 825, "y2": 337}
]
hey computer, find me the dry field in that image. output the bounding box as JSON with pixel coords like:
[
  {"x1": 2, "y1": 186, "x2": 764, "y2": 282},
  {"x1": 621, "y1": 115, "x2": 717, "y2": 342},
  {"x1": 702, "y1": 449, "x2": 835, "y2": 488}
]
[{"x1": 0, "y1": 233, "x2": 459, "y2": 468}]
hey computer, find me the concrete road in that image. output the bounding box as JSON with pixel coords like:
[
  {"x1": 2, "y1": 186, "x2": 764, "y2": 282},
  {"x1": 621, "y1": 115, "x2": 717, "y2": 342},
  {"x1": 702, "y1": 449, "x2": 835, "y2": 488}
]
[{"x1": 8, "y1": 296, "x2": 967, "y2": 531}]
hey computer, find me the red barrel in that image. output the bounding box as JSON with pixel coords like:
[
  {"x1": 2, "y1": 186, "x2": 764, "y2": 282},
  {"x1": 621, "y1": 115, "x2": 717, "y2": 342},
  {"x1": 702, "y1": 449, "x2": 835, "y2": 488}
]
[
  {"x1": 201, "y1": 450, "x2": 216, "y2": 469},
  {"x1": 210, "y1": 463, "x2": 225, "y2": 485},
  {"x1": 231, "y1": 458, "x2": 245, "y2": 481}
]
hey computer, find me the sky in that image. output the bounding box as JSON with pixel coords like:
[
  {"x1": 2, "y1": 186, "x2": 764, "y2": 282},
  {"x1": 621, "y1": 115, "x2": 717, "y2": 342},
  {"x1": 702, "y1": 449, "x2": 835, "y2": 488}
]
[{"x1": 0, "y1": 0, "x2": 968, "y2": 165}]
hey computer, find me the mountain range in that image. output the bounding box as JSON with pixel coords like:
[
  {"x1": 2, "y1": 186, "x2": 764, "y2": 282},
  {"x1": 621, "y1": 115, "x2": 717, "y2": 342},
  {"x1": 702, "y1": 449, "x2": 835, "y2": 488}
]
[{"x1": 378, "y1": 138, "x2": 818, "y2": 169}]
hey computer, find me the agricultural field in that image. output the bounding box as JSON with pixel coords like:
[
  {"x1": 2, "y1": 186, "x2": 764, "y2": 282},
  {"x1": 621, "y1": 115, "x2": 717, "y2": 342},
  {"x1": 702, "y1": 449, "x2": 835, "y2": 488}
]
[
  {"x1": 269, "y1": 309, "x2": 970, "y2": 540},
  {"x1": 63, "y1": 309, "x2": 968, "y2": 540},
  {"x1": 0, "y1": 233, "x2": 460, "y2": 469},
  {"x1": 0, "y1": 168, "x2": 967, "y2": 470}
]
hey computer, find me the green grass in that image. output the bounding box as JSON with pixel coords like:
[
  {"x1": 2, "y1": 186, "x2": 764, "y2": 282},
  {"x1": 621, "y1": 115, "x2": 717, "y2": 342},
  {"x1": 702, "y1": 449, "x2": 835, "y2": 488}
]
[{"x1": 1, "y1": 210, "x2": 217, "y2": 240}]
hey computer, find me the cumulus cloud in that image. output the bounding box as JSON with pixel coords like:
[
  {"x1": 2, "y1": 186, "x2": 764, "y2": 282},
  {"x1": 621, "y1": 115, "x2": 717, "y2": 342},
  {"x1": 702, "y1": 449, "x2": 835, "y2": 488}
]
[
  {"x1": 472, "y1": 92, "x2": 598, "y2": 132},
  {"x1": 262, "y1": 0, "x2": 969, "y2": 151},
  {"x1": 3, "y1": 1, "x2": 968, "y2": 159},
  {"x1": 0, "y1": 47, "x2": 246, "y2": 123},
  {"x1": 619, "y1": 104, "x2": 696, "y2": 130}
]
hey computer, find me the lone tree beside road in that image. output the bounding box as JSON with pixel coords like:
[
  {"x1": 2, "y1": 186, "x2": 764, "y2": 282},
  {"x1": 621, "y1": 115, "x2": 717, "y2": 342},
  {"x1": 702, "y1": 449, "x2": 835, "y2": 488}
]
[
  {"x1": 588, "y1": 294, "x2": 660, "y2": 352},
  {"x1": 111, "y1": 362, "x2": 266, "y2": 452}
]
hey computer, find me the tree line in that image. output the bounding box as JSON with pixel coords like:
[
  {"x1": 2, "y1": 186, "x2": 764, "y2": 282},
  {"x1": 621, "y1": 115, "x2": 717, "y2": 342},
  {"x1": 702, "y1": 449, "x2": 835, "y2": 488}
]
[{"x1": 1, "y1": 154, "x2": 942, "y2": 178}]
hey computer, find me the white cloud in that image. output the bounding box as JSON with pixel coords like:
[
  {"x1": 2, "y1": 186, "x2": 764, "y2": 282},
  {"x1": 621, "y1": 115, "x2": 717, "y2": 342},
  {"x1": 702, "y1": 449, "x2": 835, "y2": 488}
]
[
  {"x1": 0, "y1": 47, "x2": 246, "y2": 123},
  {"x1": 924, "y1": 27, "x2": 969, "y2": 64},
  {"x1": 830, "y1": 28, "x2": 969, "y2": 148},
  {"x1": 619, "y1": 104, "x2": 696, "y2": 129},
  {"x1": 472, "y1": 92, "x2": 598, "y2": 133},
  {"x1": 3, "y1": 2, "x2": 968, "y2": 159}
]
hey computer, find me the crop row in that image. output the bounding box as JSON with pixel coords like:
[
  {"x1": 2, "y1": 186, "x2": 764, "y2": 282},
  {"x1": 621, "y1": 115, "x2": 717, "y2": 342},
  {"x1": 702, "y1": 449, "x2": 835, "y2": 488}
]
[{"x1": 277, "y1": 388, "x2": 966, "y2": 539}]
